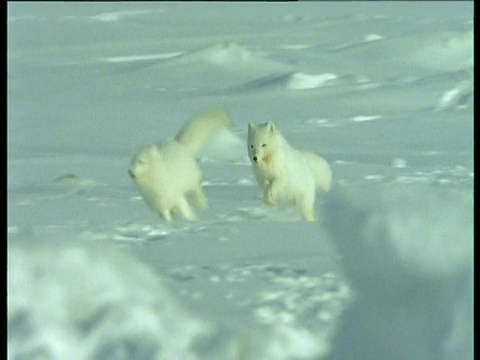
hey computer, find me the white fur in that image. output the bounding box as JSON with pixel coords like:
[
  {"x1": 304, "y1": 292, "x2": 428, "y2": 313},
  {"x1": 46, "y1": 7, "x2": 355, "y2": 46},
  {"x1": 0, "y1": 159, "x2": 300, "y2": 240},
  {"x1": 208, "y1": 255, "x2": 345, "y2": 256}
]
[
  {"x1": 248, "y1": 121, "x2": 332, "y2": 221},
  {"x1": 129, "y1": 109, "x2": 232, "y2": 221}
]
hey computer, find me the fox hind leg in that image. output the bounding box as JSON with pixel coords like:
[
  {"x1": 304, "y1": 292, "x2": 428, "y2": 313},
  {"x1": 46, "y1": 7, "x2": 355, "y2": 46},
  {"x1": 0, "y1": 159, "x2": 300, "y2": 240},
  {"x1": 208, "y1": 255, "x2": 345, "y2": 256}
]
[
  {"x1": 177, "y1": 196, "x2": 198, "y2": 221},
  {"x1": 297, "y1": 193, "x2": 316, "y2": 222},
  {"x1": 159, "y1": 207, "x2": 173, "y2": 222},
  {"x1": 301, "y1": 206, "x2": 315, "y2": 222},
  {"x1": 192, "y1": 184, "x2": 208, "y2": 209}
]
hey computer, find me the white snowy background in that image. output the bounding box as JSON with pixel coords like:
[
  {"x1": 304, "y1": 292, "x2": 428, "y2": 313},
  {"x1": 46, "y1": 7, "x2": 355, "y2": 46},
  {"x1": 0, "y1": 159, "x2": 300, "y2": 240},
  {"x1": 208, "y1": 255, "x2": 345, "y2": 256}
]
[{"x1": 8, "y1": 2, "x2": 473, "y2": 360}]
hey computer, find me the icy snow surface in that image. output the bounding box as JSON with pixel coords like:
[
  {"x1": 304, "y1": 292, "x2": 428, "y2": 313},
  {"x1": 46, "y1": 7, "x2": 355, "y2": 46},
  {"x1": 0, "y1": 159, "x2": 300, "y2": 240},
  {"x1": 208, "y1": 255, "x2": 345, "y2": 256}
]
[{"x1": 8, "y1": 2, "x2": 473, "y2": 360}]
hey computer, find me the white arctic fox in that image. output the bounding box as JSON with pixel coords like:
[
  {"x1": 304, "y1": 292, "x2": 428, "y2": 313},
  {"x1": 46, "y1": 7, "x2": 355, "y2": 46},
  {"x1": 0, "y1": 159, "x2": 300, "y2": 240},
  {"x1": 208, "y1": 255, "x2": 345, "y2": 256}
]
[
  {"x1": 129, "y1": 109, "x2": 233, "y2": 221},
  {"x1": 248, "y1": 121, "x2": 332, "y2": 221}
]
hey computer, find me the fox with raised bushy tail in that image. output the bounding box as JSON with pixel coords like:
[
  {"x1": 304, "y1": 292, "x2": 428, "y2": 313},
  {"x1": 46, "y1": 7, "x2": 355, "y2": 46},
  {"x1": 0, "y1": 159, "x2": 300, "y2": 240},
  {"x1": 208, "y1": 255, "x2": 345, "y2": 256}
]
[
  {"x1": 248, "y1": 121, "x2": 332, "y2": 221},
  {"x1": 129, "y1": 109, "x2": 233, "y2": 221}
]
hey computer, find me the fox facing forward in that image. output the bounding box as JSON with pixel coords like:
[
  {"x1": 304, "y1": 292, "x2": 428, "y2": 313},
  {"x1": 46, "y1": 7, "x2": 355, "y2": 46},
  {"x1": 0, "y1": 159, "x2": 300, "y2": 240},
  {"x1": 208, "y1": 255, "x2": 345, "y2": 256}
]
[
  {"x1": 129, "y1": 109, "x2": 233, "y2": 221},
  {"x1": 248, "y1": 121, "x2": 332, "y2": 221}
]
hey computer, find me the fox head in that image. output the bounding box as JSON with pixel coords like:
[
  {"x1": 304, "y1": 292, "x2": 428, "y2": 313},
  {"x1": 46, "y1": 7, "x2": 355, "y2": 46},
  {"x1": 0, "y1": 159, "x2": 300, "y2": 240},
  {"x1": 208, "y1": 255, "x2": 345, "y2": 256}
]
[
  {"x1": 128, "y1": 145, "x2": 161, "y2": 184},
  {"x1": 247, "y1": 121, "x2": 279, "y2": 167}
]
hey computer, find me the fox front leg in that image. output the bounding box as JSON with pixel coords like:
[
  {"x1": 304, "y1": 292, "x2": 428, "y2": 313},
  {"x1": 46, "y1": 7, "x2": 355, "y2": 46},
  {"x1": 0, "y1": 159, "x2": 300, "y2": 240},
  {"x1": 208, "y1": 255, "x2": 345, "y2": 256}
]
[
  {"x1": 264, "y1": 180, "x2": 282, "y2": 206},
  {"x1": 264, "y1": 189, "x2": 275, "y2": 206}
]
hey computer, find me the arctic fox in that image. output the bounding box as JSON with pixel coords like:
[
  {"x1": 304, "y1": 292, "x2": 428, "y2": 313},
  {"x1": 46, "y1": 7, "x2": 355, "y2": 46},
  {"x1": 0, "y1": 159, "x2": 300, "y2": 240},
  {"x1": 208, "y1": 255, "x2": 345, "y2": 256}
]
[
  {"x1": 129, "y1": 109, "x2": 233, "y2": 221},
  {"x1": 248, "y1": 121, "x2": 332, "y2": 221}
]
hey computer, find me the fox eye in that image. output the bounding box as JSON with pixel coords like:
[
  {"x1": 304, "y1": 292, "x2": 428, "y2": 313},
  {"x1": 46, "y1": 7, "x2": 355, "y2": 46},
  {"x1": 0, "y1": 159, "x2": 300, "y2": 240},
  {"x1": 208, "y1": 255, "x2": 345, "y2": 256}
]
[
  {"x1": 250, "y1": 144, "x2": 254, "y2": 149},
  {"x1": 261, "y1": 144, "x2": 267, "y2": 147}
]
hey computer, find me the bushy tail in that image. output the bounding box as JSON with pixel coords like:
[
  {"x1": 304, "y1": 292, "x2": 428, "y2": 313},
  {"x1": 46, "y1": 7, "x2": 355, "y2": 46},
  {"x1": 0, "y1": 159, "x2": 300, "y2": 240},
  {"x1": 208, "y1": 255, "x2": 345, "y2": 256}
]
[
  {"x1": 175, "y1": 109, "x2": 233, "y2": 157},
  {"x1": 303, "y1": 151, "x2": 332, "y2": 193}
]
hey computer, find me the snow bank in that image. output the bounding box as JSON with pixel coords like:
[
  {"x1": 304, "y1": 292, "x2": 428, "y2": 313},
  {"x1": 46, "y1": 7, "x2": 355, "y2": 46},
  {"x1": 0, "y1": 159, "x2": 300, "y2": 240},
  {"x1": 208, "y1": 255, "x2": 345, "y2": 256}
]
[
  {"x1": 8, "y1": 235, "x2": 212, "y2": 360},
  {"x1": 322, "y1": 183, "x2": 473, "y2": 360},
  {"x1": 7, "y1": 231, "x2": 344, "y2": 360}
]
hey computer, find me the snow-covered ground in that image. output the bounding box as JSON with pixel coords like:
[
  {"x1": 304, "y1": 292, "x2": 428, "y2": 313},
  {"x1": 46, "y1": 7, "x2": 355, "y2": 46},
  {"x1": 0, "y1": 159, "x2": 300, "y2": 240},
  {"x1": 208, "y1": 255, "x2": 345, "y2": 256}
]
[{"x1": 8, "y1": 2, "x2": 473, "y2": 359}]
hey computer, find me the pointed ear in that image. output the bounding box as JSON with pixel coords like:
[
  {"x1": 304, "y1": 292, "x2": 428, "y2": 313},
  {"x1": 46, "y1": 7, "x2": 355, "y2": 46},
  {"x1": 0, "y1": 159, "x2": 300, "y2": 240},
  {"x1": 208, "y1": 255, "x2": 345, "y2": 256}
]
[
  {"x1": 248, "y1": 122, "x2": 255, "y2": 133},
  {"x1": 149, "y1": 145, "x2": 161, "y2": 158},
  {"x1": 267, "y1": 121, "x2": 275, "y2": 133}
]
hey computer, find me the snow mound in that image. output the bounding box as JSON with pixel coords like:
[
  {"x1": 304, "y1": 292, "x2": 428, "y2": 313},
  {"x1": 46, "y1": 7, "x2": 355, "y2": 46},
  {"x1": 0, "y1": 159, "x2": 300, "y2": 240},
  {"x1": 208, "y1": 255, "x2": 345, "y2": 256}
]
[
  {"x1": 322, "y1": 183, "x2": 473, "y2": 360},
  {"x1": 184, "y1": 42, "x2": 293, "y2": 76},
  {"x1": 8, "y1": 235, "x2": 211, "y2": 360},
  {"x1": 286, "y1": 73, "x2": 338, "y2": 90},
  {"x1": 8, "y1": 232, "x2": 349, "y2": 360}
]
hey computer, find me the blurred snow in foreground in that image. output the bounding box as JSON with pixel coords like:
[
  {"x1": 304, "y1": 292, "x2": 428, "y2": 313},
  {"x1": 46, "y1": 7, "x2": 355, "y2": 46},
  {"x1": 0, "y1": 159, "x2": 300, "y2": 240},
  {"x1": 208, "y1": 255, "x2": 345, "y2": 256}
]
[
  {"x1": 8, "y1": 184, "x2": 472, "y2": 360},
  {"x1": 324, "y1": 183, "x2": 473, "y2": 360}
]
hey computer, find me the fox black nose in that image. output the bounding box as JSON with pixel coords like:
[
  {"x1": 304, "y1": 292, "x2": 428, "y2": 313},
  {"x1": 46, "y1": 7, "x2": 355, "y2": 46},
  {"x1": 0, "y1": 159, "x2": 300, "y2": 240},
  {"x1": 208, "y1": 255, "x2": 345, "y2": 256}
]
[{"x1": 253, "y1": 156, "x2": 258, "y2": 162}]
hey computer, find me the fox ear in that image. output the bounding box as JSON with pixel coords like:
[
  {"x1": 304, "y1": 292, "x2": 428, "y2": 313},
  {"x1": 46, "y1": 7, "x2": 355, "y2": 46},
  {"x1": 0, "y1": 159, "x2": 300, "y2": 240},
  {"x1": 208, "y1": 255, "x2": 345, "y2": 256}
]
[
  {"x1": 149, "y1": 144, "x2": 161, "y2": 156},
  {"x1": 248, "y1": 122, "x2": 255, "y2": 132},
  {"x1": 267, "y1": 121, "x2": 275, "y2": 133}
]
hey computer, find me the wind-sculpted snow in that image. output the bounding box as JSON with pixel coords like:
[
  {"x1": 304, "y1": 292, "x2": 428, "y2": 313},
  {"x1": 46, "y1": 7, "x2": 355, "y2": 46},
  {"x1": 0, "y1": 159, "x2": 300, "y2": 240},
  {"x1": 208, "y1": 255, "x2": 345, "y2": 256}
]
[
  {"x1": 8, "y1": 2, "x2": 473, "y2": 359},
  {"x1": 292, "y1": 28, "x2": 473, "y2": 82}
]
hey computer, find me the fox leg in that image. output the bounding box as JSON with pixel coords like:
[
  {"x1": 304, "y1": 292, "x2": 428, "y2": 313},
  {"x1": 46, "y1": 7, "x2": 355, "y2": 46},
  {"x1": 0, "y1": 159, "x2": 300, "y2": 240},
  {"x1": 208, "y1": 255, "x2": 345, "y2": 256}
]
[
  {"x1": 159, "y1": 207, "x2": 173, "y2": 222},
  {"x1": 301, "y1": 206, "x2": 315, "y2": 222},
  {"x1": 297, "y1": 193, "x2": 316, "y2": 222},
  {"x1": 265, "y1": 180, "x2": 282, "y2": 205},
  {"x1": 264, "y1": 189, "x2": 275, "y2": 206},
  {"x1": 192, "y1": 184, "x2": 208, "y2": 209},
  {"x1": 177, "y1": 196, "x2": 198, "y2": 221}
]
